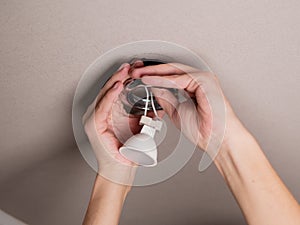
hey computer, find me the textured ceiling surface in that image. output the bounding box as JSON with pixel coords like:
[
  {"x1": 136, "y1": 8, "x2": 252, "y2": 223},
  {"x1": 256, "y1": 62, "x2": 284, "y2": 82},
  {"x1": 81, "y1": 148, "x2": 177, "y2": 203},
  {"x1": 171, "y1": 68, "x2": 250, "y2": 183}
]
[{"x1": 0, "y1": 0, "x2": 300, "y2": 224}]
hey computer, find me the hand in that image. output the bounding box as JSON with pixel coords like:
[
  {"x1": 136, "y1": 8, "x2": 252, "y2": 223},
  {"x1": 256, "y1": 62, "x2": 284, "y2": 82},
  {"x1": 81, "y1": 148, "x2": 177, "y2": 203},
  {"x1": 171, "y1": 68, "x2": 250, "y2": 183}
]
[
  {"x1": 82, "y1": 62, "x2": 143, "y2": 185},
  {"x1": 131, "y1": 64, "x2": 300, "y2": 225},
  {"x1": 131, "y1": 63, "x2": 239, "y2": 152}
]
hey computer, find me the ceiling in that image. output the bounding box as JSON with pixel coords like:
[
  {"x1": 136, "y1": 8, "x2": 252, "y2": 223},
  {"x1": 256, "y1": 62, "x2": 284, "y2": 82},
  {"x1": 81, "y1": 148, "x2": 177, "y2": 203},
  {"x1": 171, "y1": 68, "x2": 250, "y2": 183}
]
[{"x1": 1, "y1": 0, "x2": 299, "y2": 224}]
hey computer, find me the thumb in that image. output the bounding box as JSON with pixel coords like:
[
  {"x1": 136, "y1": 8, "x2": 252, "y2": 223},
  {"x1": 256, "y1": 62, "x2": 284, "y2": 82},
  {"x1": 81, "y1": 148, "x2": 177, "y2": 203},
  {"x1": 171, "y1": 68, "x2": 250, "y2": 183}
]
[{"x1": 96, "y1": 81, "x2": 124, "y2": 116}]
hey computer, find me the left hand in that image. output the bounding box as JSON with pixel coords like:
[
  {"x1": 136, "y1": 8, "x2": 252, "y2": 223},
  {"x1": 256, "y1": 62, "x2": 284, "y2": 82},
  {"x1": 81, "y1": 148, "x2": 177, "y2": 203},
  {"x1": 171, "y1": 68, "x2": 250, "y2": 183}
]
[{"x1": 82, "y1": 62, "x2": 143, "y2": 184}]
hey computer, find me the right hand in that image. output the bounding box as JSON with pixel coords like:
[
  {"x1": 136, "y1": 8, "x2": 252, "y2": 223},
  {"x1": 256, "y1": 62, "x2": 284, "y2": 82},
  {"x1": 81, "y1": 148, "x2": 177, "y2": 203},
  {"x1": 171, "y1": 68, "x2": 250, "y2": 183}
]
[{"x1": 131, "y1": 63, "x2": 240, "y2": 152}]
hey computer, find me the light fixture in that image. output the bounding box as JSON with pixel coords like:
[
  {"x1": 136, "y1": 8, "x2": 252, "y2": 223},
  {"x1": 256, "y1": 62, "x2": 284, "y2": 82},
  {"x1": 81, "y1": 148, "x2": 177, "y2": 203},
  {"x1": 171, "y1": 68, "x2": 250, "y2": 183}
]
[{"x1": 119, "y1": 85, "x2": 163, "y2": 166}]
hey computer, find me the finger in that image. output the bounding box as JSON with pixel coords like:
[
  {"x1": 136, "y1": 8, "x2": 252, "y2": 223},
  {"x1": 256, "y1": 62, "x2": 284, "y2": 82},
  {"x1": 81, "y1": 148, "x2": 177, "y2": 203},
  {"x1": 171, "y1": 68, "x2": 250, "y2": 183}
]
[
  {"x1": 147, "y1": 110, "x2": 165, "y2": 119},
  {"x1": 131, "y1": 60, "x2": 144, "y2": 68},
  {"x1": 141, "y1": 72, "x2": 215, "y2": 108},
  {"x1": 141, "y1": 74, "x2": 191, "y2": 89},
  {"x1": 129, "y1": 60, "x2": 144, "y2": 75},
  {"x1": 131, "y1": 63, "x2": 193, "y2": 78},
  {"x1": 157, "y1": 110, "x2": 165, "y2": 118},
  {"x1": 96, "y1": 63, "x2": 130, "y2": 107},
  {"x1": 96, "y1": 81, "x2": 124, "y2": 123},
  {"x1": 141, "y1": 72, "x2": 213, "y2": 93},
  {"x1": 151, "y1": 87, "x2": 179, "y2": 124}
]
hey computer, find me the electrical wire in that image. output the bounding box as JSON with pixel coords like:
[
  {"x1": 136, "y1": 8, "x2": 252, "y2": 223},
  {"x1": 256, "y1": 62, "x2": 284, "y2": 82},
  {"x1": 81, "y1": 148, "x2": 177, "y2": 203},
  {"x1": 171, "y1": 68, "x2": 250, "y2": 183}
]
[
  {"x1": 150, "y1": 90, "x2": 159, "y2": 118},
  {"x1": 144, "y1": 85, "x2": 159, "y2": 118},
  {"x1": 144, "y1": 86, "x2": 150, "y2": 116}
]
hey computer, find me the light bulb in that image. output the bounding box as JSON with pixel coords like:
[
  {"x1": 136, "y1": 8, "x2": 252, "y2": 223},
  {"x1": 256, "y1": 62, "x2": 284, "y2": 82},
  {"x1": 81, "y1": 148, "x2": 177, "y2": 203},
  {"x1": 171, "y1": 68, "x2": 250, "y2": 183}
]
[{"x1": 119, "y1": 116, "x2": 162, "y2": 167}]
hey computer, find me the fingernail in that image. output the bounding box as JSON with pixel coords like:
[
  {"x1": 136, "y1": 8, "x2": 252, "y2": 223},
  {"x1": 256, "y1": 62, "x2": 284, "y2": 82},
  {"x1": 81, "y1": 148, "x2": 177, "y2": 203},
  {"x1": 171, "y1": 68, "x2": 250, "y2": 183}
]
[
  {"x1": 132, "y1": 60, "x2": 143, "y2": 68},
  {"x1": 117, "y1": 63, "x2": 128, "y2": 72},
  {"x1": 113, "y1": 82, "x2": 120, "y2": 89}
]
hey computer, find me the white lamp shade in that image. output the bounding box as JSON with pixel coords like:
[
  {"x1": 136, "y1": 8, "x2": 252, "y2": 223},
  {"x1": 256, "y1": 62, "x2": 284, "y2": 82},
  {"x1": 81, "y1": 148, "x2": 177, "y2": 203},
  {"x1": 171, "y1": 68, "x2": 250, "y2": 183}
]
[{"x1": 119, "y1": 133, "x2": 157, "y2": 167}]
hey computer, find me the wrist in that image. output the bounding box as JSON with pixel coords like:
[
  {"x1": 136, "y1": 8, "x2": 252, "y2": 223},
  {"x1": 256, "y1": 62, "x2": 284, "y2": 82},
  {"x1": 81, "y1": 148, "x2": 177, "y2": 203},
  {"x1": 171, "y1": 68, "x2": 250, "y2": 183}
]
[
  {"x1": 214, "y1": 115, "x2": 260, "y2": 178},
  {"x1": 98, "y1": 163, "x2": 137, "y2": 187},
  {"x1": 94, "y1": 174, "x2": 132, "y2": 199},
  {"x1": 214, "y1": 114, "x2": 252, "y2": 170},
  {"x1": 83, "y1": 174, "x2": 131, "y2": 225}
]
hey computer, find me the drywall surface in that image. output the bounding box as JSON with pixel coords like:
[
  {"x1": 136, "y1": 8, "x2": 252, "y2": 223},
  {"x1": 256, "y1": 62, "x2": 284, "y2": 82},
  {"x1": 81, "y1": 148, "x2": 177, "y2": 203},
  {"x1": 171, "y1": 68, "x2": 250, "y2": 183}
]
[{"x1": 1, "y1": 0, "x2": 299, "y2": 224}]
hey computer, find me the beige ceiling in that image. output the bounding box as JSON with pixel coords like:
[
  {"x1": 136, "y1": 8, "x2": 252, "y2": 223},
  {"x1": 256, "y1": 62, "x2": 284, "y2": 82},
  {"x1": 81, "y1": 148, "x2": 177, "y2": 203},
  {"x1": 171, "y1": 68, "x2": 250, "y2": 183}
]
[{"x1": 1, "y1": 0, "x2": 299, "y2": 224}]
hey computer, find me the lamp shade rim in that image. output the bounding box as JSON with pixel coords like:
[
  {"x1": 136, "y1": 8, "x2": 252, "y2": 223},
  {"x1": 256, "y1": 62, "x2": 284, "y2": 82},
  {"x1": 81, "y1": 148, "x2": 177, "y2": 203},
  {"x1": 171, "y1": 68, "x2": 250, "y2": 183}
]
[
  {"x1": 122, "y1": 133, "x2": 157, "y2": 152},
  {"x1": 119, "y1": 146, "x2": 157, "y2": 166}
]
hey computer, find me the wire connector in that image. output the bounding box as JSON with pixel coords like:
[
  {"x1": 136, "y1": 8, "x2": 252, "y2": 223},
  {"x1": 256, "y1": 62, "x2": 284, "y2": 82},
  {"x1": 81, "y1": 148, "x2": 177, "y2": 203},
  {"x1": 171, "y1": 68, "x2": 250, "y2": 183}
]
[{"x1": 139, "y1": 116, "x2": 162, "y2": 131}]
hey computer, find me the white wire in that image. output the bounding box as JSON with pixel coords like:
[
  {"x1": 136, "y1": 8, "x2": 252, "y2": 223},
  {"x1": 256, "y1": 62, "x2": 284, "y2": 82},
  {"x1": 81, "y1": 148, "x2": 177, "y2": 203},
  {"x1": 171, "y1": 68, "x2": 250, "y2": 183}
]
[
  {"x1": 144, "y1": 85, "x2": 159, "y2": 118},
  {"x1": 150, "y1": 90, "x2": 159, "y2": 118},
  {"x1": 144, "y1": 86, "x2": 150, "y2": 116}
]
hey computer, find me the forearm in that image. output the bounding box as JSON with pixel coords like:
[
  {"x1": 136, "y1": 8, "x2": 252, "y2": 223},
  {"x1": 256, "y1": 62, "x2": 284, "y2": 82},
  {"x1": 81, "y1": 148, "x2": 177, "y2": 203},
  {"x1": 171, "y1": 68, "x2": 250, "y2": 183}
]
[
  {"x1": 214, "y1": 118, "x2": 300, "y2": 225},
  {"x1": 83, "y1": 175, "x2": 131, "y2": 225}
]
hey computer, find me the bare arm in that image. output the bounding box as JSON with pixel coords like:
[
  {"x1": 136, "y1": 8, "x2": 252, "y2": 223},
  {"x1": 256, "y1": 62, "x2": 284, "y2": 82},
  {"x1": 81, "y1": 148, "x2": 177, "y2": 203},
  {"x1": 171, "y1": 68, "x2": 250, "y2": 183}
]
[
  {"x1": 83, "y1": 175, "x2": 130, "y2": 225},
  {"x1": 215, "y1": 116, "x2": 300, "y2": 225},
  {"x1": 82, "y1": 63, "x2": 139, "y2": 225}
]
